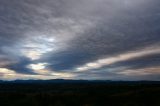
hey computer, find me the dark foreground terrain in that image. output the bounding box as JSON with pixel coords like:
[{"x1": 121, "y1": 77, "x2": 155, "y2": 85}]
[{"x1": 0, "y1": 80, "x2": 160, "y2": 106}]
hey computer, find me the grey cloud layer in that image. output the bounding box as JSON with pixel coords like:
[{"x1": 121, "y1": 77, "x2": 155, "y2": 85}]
[{"x1": 0, "y1": 0, "x2": 160, "y2": 80}]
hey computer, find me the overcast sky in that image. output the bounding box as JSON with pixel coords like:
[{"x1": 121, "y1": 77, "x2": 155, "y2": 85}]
[{"x1": 0, "y1": 0, "x2": 160, "y2": 80}]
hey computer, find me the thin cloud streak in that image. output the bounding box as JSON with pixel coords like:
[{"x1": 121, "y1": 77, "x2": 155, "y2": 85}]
[{"x1": 76, "y1": 46, "x2": 160, "y2": 72}]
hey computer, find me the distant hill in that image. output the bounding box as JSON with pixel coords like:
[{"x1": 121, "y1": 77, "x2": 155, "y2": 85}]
[{"x1": 0, "y1": 79, "x2": 160, "y2": 84}]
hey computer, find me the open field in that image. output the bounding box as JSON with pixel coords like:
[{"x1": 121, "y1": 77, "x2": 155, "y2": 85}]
[{"x1": 0, "y1": 81, "x2": 160, "y2": 106}]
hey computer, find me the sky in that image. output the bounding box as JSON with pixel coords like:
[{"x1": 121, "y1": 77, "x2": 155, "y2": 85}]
[{"x1": 0, "y1": 0, "x2": 160, "y2": 80}]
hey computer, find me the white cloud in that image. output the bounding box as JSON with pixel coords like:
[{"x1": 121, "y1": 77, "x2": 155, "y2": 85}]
[
  {"x1": 28, "y1": 63, "x2": 48, "y2": 70},
  {"x1": 20, "y1": 35, "x2": 56, "y2": 60}
]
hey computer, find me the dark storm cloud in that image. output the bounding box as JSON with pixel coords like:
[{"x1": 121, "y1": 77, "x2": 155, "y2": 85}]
[
  {"x1": 0, "y1": 0, "x2": 160, "y2": 80},
  {"x1": 43, "y1": 0, "x2": 160, "y2": 71},
  {"x1": 0, "y1": 0, "x2": 72, "y2": 74},
  {"x1": 45, "y1": 50, "x2": 94, "y2": 71},
  {"x1": 69, "y1": 1, "x2": 160, "y2": 57},
  {"x1": 6, "y1": 57, "x2": 36, "y2": 74}
]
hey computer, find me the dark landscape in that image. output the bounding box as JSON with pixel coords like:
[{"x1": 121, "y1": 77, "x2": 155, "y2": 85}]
[{"x1": 0, "y1": 80, "x2": 160, "y2": 106}]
